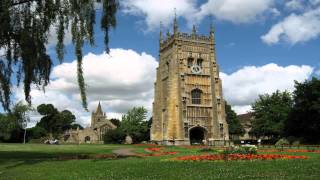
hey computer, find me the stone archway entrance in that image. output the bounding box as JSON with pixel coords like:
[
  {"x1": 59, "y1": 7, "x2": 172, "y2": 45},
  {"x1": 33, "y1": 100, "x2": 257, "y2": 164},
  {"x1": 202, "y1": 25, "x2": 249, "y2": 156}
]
[
  {"x1": 189, "y1": 126, "x2": 207, "y2": 145},
  {"x1": 84, "y1": 136, "x2": 91, "y2": 143}
]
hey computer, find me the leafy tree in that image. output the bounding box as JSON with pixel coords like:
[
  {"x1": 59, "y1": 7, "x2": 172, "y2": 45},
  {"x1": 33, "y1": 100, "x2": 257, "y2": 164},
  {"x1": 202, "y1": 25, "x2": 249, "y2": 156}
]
[
  {"x1": 225, "y1": 102, "x2": 244, "y2": 139},
  {"x1": 110, "y1": 118, "x2": 121, "y2": 127},
  {"x1": 250, "y1": 90, "x2": 293, "y2": 140},
  {"x1": 36, "y1": 104, "x2": 75, "y2": 138},
  {"x1": 70, "y1": 123, "x2": 84, "y2": 130},
  {"x1": 36, "y1": 104, "x2": 58, "y2": 137},
  {"x1": 120, "y1": 107, "x2": 149, "y2": 143},
  {"x1": 284, "y1": 78, "x2": 320, "y2": 144},
  {"x1": 0, "y1": 114, "x2": 16, "y2": 140},
  {"x1": 0, "y1": 0, "x2": 119, "y2": 111},
  {"x1": 0, "y1": 101, "x2": 33, "y2": 141}
]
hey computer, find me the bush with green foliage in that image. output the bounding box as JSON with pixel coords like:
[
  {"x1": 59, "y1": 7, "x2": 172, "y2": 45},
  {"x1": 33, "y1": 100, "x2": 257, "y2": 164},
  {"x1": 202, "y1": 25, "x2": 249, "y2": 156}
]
[
  {"x1": 223, "y1": 145, "x2": 258, "y2": 155},
  {"x1": 103, "y1": 129, "x2": 126, "y2": 144},
  {"x1": 275, "y1": 138, "x2": 290, "y2": 146},
  {"x1": 27, "y1": 126, "x2": 48, "y2": 140}
]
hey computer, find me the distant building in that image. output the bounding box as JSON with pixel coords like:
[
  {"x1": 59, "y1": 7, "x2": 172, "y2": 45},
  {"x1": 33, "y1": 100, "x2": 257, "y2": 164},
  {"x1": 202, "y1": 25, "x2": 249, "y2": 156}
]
[
  {"x1": 237, "y1": 112, "x2": 256, "y2": 141},
  {"x1": 151, "y1": 16, "x2": 229, "y2": 145},
  {"x1": 62, "y1": 102, "x2": 116, "y2": 144}
]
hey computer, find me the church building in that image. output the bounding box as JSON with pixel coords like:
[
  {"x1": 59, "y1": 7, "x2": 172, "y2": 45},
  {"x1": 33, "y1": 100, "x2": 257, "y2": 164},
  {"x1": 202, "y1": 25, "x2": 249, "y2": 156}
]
[
  {"x1": 63, "y1": 102, "x2": 116, "y2": 144},
  {"x1": 151, "y1": 17, "x2": 229, "y2": 145}
]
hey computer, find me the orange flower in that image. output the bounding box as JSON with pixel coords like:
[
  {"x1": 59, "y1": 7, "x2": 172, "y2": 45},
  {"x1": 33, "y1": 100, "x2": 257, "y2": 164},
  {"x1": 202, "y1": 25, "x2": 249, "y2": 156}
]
[{"x1": 171, "y1": 154, "x2": 308, "y2": 161}]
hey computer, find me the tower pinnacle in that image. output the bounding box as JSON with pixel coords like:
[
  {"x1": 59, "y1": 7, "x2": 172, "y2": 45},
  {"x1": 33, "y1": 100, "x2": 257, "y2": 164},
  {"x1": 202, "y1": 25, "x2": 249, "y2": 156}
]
[
  {"x1": 160, "y1": 22, "x2": 163, "y2": 44},
  {"x1": 96, "y1": 101, "x2": 103, "y2": 115},
  {"x1": 173, "y1": 8, "x2": 178, "y2": 35},
  {"x1": 210, "y1": 23, "x2": 215, "y2": 40},
  {"x1": 192, "y1": 25, "x2": 197, "y2": 35}
]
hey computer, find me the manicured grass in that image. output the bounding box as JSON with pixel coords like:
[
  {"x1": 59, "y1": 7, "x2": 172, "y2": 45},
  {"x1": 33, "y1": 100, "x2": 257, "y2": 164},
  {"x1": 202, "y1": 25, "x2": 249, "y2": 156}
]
[{"x1": 0, "y1": 144, "x2": 320, "y2": 179}]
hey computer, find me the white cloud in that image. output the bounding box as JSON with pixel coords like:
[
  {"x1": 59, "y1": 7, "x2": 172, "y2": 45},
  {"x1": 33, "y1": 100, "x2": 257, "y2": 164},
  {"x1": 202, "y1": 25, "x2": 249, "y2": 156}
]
[
  {"x1": 14, "y1": 49, "x2": 158, "y2": 127},
  {"x1": 121, "y1": 0, "x2": 275, "y2": 30},
  {"x1": 121, "y1": 0, "x2": 197, "y2": 30},
  {"x1": 262, "y1": 7, "x2": 320, "y2": 45},
  {"x1": 285, "y1": 0, "x2": 305, "y2": 11},
  {"x1": 47, "y1": 24, "x2": 73, "y2": 49},
  {"x1": 13, "y1": 51, "x2": 314, "y2": 123},
  {"x1": 310, "y1": 0, "x2": 320, "y2": 6},
  {"x1": 196, "y1": 0, "x2": 275, "y2": 23},
  {"x1": 220, "y1": 63, "x2": 313, "y2": 114}
]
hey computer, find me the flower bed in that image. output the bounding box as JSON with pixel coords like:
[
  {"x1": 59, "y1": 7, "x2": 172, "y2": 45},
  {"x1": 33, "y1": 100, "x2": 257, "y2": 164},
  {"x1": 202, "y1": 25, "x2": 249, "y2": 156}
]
[
  {"x1": 259, "y1": 149, "x2": 320, "y2": 153},
  {"x1": 133, "y1": 144, "x2": 159, "y2": 147},
  {"x1": 171, "y1": 154, "x2": 308, "y2": 161},
  {"x1": 145, "y1": 147, "x2": 163, "y2": 152},
  {"x1": 136, "y1": 147, "x2": 177, "y2": 157}
]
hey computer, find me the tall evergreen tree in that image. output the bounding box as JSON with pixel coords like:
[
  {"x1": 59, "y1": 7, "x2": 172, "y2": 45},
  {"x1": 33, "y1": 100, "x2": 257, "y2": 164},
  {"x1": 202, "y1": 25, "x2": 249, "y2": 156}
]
[{"x1": 0, "y1": 0, "x2": 118, "y2": 111}]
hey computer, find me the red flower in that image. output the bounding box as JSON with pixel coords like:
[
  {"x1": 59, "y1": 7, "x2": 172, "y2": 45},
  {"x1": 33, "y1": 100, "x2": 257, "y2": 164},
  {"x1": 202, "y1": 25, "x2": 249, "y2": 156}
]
[{"x1": 171, "y1": 154, "x2": 308, "y2": 161}]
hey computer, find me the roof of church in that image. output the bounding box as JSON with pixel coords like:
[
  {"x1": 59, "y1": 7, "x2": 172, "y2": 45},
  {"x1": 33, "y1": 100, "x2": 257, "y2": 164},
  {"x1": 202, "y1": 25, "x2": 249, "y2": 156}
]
[{"x1": 95, "y1": 101, "x2": 103, "y2": 115}]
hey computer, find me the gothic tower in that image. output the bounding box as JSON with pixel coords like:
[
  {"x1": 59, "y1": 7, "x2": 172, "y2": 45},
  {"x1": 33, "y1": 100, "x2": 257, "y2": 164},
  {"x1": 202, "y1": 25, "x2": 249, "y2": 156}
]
[
  {"x1": 91, "y1": 102, "x2": 107, "y2": 128},
  {"x1": 151, "y1": 19, "x2": 229, "y2": 145}
]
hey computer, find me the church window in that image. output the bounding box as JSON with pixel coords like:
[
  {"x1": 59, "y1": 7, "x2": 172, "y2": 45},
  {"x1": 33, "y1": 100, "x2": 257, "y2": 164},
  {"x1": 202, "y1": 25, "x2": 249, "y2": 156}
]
[
  {"x1": 191, "y1": 89, "x2": 202, "y2": 104},
  {"x1": 197, "y1": 58, "x2": 203, "y2": 67},
  {"x1": 184, "y1": 123, "x2": 189, "y2": 138},
  {"x1": 220, "y1": 123, "x2": 224, "y2": 138},
  {"x1": 187, "y1": 58, "x2": 194, "y2": 67}
]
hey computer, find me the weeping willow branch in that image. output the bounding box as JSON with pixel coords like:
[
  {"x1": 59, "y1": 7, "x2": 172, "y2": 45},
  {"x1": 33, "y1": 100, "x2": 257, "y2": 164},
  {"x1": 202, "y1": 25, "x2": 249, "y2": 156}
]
[{"x1": 0, "y1": 0, "x2": 118, "y2": 111}]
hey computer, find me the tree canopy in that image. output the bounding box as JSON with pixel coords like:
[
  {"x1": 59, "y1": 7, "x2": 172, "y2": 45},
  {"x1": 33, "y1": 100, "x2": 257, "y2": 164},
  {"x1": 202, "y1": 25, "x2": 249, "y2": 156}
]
[
  {"x1": 250, "y1": 90, "x2": 293, "y2": 139},
  {"x1": 120, "y1": 107, "x2": 149, "y2": 142},
  {"x1": 36, "y1": 103, "x2": 75, "y2": 138},
  {"x1": 225, "y1": 102, "x2": 245, "y2": 138},
  {"x1": 0, "y1": 0, "x2": 118, "y2": 111},
  {"x1": 284, "y1": 78, "x2": 320, "y2": 144},
  {"x1": 104, "y1": 107, "x2": 150, "y2": 144},
  {"x1": 0, "y1": 101, "x2": 33, "y2": 141}
]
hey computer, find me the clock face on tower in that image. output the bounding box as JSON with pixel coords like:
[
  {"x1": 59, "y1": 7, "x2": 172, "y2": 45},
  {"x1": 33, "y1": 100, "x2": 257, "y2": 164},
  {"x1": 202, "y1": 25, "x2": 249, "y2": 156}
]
[{"x1": 191, "y1": 65, "x2": 202, "y2": 74}]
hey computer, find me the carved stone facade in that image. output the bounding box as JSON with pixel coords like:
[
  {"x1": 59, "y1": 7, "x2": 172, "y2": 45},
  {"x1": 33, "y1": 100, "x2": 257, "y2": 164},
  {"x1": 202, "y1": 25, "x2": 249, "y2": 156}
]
[
  {"x1": 151, "y1": 18, "x2": 229, "y2": 145},
  {"x1": 63, "y1": 102, "x2": 116, "y2": 144}
]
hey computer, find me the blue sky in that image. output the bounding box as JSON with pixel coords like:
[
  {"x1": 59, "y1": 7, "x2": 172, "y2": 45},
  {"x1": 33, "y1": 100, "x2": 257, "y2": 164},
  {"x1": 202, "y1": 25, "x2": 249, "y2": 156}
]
[
  {"x1": 11, "y1": 0, "x2": 320, "y2": 126},
  {"x1": 56, "y1": 0, "x2": 320, "y2": 73}
]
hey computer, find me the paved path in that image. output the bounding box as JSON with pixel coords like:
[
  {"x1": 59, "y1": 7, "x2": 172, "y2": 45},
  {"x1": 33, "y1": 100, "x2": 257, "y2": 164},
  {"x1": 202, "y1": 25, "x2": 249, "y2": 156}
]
[{"x1": 112, "y1": 148, "x2": 136, "y2": 156}]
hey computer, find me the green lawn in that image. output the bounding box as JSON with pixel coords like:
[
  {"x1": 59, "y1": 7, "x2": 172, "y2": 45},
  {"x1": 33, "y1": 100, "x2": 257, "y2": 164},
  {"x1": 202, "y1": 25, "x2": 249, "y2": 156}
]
[{"x1": 0, "y1": 144, "x2": 320, "y2": 180}]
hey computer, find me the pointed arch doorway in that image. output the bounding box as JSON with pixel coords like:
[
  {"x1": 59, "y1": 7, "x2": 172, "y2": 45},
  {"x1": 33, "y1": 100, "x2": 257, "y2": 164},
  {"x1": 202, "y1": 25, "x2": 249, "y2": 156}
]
[{"x1": 189, "y1": 126, "x2": 207, "y2": 145}]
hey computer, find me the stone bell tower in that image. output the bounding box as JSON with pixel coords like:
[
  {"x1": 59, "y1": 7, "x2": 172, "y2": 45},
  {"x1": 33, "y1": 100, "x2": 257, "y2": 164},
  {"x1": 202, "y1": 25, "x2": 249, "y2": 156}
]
[{"x1": 151, "y1": 17, "x2": 229, "y2": 145}]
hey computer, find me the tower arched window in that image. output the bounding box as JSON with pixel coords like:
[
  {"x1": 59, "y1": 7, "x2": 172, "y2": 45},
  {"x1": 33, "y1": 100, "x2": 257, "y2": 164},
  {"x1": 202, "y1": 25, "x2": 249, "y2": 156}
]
[
  {"x1": 197, "y1": 58, "x2": 203, "y2": 67},
  {"x1": 187, "y1": 58, "x2": 194, "y2": 67},
  {"x1": 191, "y1": 89, "x2": 202, "y2": 104}
]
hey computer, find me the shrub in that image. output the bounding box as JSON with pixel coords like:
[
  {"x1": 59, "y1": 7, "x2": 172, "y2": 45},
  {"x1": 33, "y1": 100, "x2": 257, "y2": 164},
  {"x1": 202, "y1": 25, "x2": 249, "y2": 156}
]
[
  {"x1": 28, "y1": 139, "x2": 42, "y2": 144},
  {"x1": 292, "y1": 140, "x2": 300, "y2": 146},
  {"x1": 103, "y1": 128, "x2": 126, "y2": 144},
  {"x1": 223, "y1": 145, "x2": 257, "y2": 155},
  {"x1": 275, "y1": 138, "x2": 290, "y2": 146}
]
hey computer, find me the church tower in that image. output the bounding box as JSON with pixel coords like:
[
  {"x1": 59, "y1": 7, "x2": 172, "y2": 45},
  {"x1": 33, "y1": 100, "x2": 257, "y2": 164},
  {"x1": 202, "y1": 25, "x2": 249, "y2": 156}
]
[
  {"x1": 151, "y1": 19, "x2": 229, "y2": 145},
  {"x1": 91, "y1": 102, "x2": 107, "y2": 128}
]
